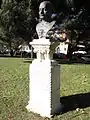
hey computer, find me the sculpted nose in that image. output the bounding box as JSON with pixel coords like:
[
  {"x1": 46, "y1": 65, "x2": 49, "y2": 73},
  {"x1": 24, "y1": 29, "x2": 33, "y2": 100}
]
[{"x1": 40, "y1": 9, "x2": 44, "y2": 14}]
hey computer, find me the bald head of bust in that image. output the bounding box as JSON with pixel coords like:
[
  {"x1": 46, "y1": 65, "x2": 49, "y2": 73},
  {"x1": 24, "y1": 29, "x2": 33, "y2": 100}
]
[{"x1": 39, "y1": 1, "x2": 54, "y2": 22}]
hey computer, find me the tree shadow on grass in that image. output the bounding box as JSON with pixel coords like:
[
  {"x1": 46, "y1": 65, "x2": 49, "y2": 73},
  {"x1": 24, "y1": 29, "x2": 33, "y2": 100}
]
[
  {"x1": 57, "y1": 59, "x2": 90, "y2": 64},
  {"x1": 60, "y1": 92, "x2": 90, "y2": 113}
]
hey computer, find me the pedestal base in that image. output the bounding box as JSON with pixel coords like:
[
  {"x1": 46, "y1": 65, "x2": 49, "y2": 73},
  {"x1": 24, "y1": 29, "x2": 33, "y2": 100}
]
[{"x1": 26, "y1": 59, "x2": 62, "y2": 118}]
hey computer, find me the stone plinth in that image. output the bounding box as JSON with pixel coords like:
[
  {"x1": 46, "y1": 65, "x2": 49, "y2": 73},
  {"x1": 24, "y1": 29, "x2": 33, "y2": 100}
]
[{"x1": 26, "y1": 38, "x2": 61, "y2": 117}]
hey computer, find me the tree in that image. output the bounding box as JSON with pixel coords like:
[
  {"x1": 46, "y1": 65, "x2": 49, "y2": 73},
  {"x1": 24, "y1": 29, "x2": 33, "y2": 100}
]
[{"x1": 0, "y1": 0, "x2": 37, "y2": 50}]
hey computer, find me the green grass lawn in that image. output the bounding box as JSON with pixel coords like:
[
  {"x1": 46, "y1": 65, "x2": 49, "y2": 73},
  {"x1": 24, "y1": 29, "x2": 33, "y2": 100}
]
[{"x1": 0, "y1": 58, "x2": 90, "y2": 120}]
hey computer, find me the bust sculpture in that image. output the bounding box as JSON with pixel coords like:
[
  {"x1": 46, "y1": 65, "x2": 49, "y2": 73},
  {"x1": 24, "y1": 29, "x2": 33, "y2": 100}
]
[
  {"x1": 36, "y1": 1, "x2": 62, "y2": 41},
  {"x1": 36, "y1": 1, "x2": 68, "y2": 42}
]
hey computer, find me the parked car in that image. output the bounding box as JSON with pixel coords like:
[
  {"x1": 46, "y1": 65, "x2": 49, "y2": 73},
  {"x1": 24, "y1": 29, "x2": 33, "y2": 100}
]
[{"x1": 72, "y1": 44, "x2": 87, "y2": 60}]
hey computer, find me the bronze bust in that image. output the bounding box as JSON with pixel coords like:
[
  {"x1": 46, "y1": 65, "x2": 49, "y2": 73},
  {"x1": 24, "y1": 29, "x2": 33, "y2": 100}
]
[
  {"x1": 36, "y1": 1, "x2": 67, "y2": 42},
  {"x1": 36, "y1": 1, "x2": 57, "y2": 39}
]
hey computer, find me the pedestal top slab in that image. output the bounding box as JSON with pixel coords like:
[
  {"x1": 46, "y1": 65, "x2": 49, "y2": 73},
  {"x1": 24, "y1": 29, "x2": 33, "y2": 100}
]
[{"x1": 30, "y1": 38, "x2": 51, "y2": 45}]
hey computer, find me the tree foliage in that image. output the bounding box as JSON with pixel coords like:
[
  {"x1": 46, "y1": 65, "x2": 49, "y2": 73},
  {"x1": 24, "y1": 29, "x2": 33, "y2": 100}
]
[{"x1": 0, "y1": 0, "x2": 37, "y2": 49}]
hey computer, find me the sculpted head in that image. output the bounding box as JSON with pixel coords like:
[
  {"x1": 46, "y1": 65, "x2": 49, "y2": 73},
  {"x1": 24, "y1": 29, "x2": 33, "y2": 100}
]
[{"x1": 39, "y1": 1, "x2": 54, "y2": 22}]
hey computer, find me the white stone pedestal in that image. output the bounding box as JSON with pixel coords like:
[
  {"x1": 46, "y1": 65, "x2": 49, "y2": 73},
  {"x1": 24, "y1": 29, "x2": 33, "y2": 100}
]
[{"x1": 26, "y1": 39, "x2": 61, "y2": 117}]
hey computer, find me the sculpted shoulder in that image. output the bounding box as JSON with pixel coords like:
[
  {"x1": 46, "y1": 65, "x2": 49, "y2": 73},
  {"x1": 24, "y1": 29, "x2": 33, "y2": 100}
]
[{"x1": 36, "y1": 20, "x2": 56, "y2": 38}]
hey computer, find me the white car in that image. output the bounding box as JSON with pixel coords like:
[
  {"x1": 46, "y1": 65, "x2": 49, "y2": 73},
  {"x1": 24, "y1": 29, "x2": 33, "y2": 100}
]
[{"x1": 72, "y1": 50, "x2": 87, "y2": 55}]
